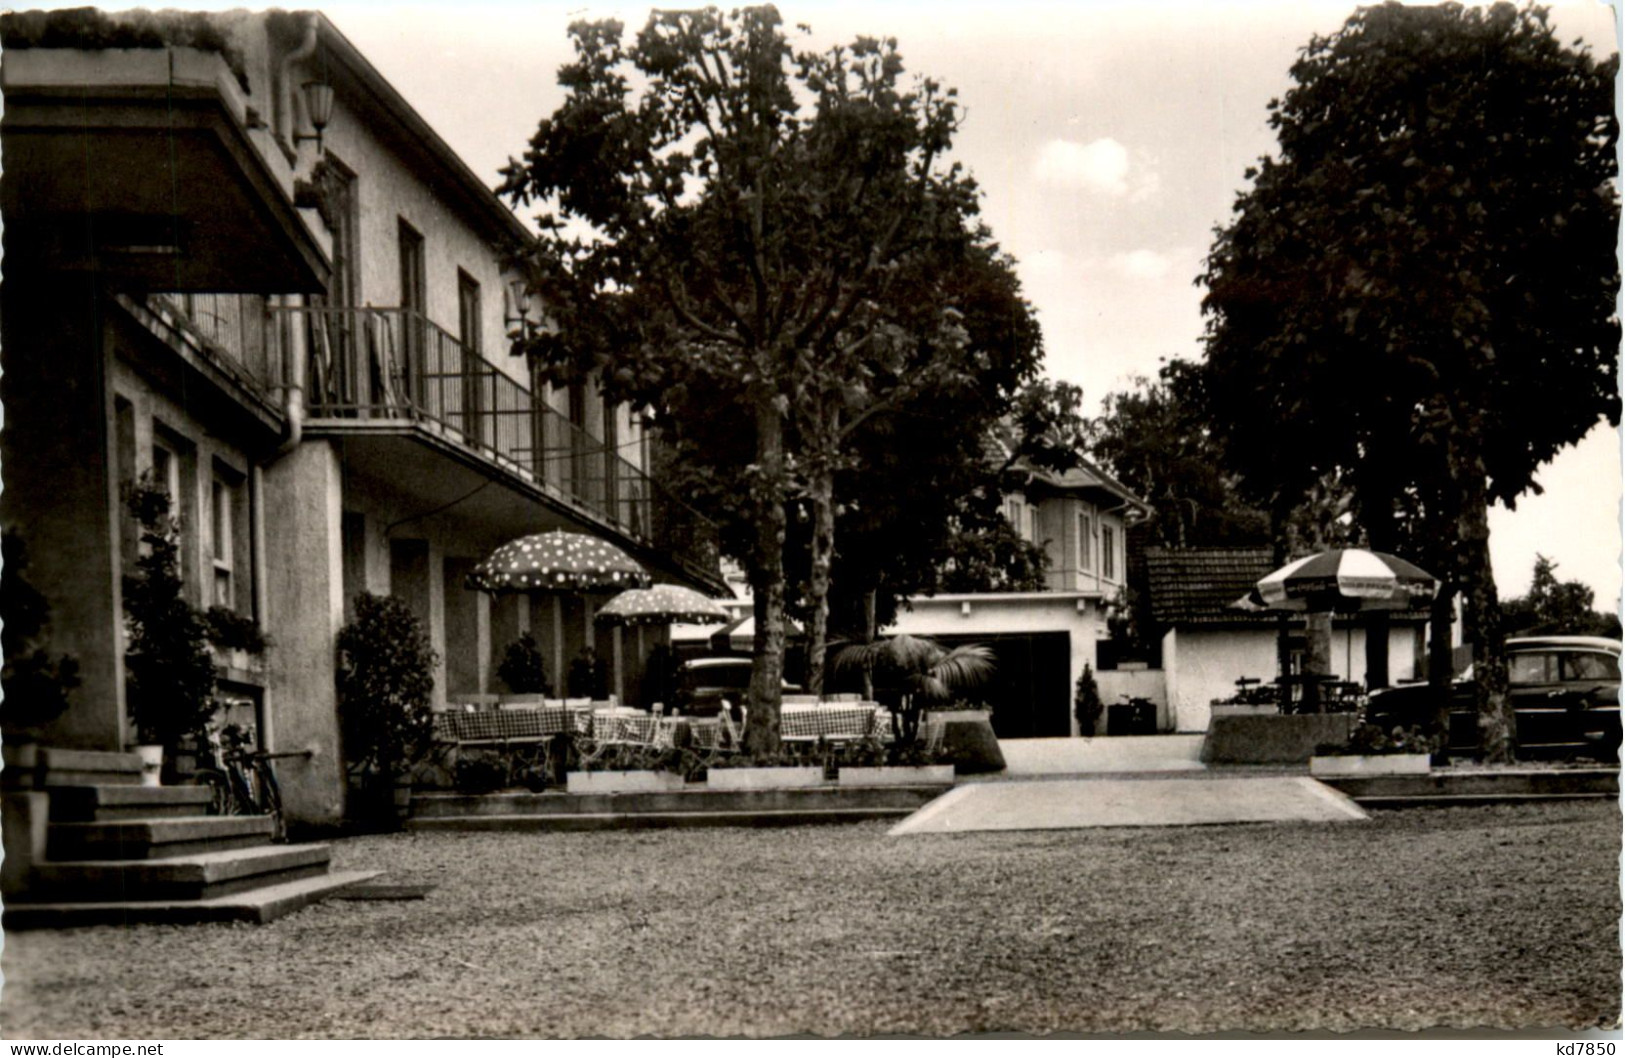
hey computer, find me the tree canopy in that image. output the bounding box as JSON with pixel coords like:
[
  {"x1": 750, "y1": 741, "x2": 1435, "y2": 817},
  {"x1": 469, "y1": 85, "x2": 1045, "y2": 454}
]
[
  {"x1": 501, "y1": 6, "x2": 1021, "y2": 749},
  {"x1": 1199, "y1": 1, "x2": 1619, "y2": 759},
  {"x1": 1501, "y1": 556, "x2": 1622, "y2": 639}
]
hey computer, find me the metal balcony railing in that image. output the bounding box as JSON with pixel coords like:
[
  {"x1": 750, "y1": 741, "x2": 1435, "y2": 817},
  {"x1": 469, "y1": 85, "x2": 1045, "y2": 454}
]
[
  {"x1": 267, "y1": 304, "x2": 720, "y2": 582},
  {"x1": 149, "y1": 293, "x2": 280, "y2": 392}
]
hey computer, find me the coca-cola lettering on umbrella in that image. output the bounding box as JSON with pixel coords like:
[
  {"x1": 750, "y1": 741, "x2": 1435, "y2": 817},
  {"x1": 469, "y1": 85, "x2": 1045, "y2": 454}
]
[
  {"x1": 594, "y1": 584, "x2": 732, "y2": 627},
  {"x1": 1255, "y1": 548, "x2": 1437, "y2": 613},
  {"x1": 465, "y1": 530, "x2": 652, "y2": 594}
]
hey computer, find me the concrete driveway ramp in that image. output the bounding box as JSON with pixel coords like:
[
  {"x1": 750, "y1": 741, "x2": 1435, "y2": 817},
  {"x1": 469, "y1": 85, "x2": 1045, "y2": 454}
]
[{"x1": 888, "y1": 777, "x2": 1367, "y2": 834}]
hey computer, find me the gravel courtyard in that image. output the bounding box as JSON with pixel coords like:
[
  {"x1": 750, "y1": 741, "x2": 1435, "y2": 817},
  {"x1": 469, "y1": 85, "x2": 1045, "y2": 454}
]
[{"x1": 3, "y1": 800, "x2": 1618, "y2": 1038}]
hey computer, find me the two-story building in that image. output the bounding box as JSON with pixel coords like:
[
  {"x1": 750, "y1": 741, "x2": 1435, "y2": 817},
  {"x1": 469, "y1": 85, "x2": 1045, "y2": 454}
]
[
  {"x1": 0, "y1": 9, "x2": 721, "y2": 826},
  {"x1": 888, "y1": 456, "x2": 1150, "y2": 738}
]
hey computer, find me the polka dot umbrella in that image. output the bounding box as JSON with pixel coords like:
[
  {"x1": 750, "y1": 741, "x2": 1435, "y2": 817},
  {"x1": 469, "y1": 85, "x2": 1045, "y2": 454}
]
[
  {"x1": 593, "y1": 584, "x2": 732, "y2": 628},
  {"x1": 465, "y1": 530, "x2": 652, "y2": 595}
]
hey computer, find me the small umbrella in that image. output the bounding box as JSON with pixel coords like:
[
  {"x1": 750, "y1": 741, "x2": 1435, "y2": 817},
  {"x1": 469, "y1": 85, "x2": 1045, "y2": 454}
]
[
  {"x1": 595, "y1": 584, "x2": 732, "y2": 627},
  {"x1": 465, "y1": 530, "x2": 651, "y2": 594},
  {"x1": 1255, "y1": 548, "x2": 1436, "y2": 612}
]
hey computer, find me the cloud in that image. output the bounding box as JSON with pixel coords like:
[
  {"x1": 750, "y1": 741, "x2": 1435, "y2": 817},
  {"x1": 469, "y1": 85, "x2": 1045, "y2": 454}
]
[
  {"x1": 1032, "y1": 137, "x2": 1158, "y2": 200},
  {"x1": 1109, "y1": 249, "x2": 1174, "y2": 280}
]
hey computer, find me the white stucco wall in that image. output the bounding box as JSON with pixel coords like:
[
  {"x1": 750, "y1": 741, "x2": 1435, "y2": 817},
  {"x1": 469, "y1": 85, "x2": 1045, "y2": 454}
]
[
  {"x1": 1164, "y1": 624, "x2": 1423, "y2": 733},
  {"x1": 890, "y1": 592, "x2": 1106, "y2": 736}
]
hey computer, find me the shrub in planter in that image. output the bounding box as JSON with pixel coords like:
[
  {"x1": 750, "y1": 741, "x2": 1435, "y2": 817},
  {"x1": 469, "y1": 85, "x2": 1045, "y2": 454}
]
[
  {"x1": 832, "y1": 635, "x2": 995, "y2": 746},
  {"x1": 1074, "y1": 663, "x2": 1104, "y2": 737},
  {"x1": 122, "y1": 479, "x2": 217, "y2": 764},
  {"x1": 337, "y1": 593, "x2": 438, "y2": 824},
  {"x1": 0, "y1": 531, "x2": 80, "y2": 740},
  {"x1": 496, "y1": 632, "x2": 551, "y2": 696},
  {"x1": 453, "y1": 752, "x2": 510, "y2": 795},
  {"x1": 1315, "y1": 723, "x2": 1440, "y2": 757}
]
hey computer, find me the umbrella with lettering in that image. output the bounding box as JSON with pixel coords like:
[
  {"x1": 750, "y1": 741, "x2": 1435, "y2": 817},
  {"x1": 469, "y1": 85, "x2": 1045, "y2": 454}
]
[{"x1": 1254, "y1": 548, "x2": 1436, "y2": 612}]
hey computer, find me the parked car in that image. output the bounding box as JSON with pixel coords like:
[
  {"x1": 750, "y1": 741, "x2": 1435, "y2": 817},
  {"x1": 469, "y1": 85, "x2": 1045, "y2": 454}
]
[
  {"x1": 1365, "y1": 636, "x2": 1620, "y2": 760},
  {"x1": 671, "y1": 657, "x2": 802, "y2": 717}
]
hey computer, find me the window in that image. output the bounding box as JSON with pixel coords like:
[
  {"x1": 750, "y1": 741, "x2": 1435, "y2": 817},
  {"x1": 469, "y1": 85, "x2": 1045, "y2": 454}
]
[
  {"x1": 151, "y1": 440, "x2": 179, "y2": 500},
  {"x1": 457, "y1": 270, "x2": 484, "y2": 442},
  {"x1": 398, "y1": 219, "x2": 426, "y2": 401},
  {"x1": 1005, "y1": 497, "x2": 1023, "y2": 532},
  {"x1": 1562, "y1": 652, "x2": 1619, "y2": 682},
  {"x1": 1102, "y1": 524, "x2": 1117, "y2": 581},
  {"x1": 1078, "y1": 512, "x2": 1093, "y2": 572},
  {"x1": 1027, "y1": 506, "x2": 1039, "y2": 544},
  {"x1": 1509, "y1": 652, "x2": 1558, "y2": 685},
  {"x1": 209, "y1": 470, "x2": 244, "y2": 611}
]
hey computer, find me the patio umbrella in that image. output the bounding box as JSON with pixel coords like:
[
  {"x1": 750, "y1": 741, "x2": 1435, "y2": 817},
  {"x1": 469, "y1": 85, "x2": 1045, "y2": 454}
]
[
  {"x1": 594, "y1": 584, "x2": 732, "y2": 627},
  {"x1": 1252, "y1": 547, "x2": 1437, "y2": 705},
  {"x1": 1255, "y1": 548, "x2": 1436, "y2": 613},
  {"x1": 466, "y1": 530, "x2": 652, "y2": 702},
  {"x1": 465, "y1": 530, "x2": 651, "y2": 594}
]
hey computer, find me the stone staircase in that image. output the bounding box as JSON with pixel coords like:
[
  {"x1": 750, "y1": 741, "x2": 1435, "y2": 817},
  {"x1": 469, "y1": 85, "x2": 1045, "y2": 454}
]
[{"x1": 2, "y1": 748, "x2": 376, "y2": 928}]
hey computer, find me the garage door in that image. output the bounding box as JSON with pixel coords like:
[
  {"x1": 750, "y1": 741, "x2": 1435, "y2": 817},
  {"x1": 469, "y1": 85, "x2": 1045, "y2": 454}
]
[{"x1": 931, "y1": 631, "x2": 1072, "y2": 739}]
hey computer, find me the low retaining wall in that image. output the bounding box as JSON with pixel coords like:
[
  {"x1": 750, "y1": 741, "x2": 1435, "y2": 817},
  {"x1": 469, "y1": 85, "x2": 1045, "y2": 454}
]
[
  {"x1": 1321, "y1": 767, "x2": 1618, "y2": 805},
  {"x1": 1201, "y1": 713, "x2": 1357, "y2": 765}
]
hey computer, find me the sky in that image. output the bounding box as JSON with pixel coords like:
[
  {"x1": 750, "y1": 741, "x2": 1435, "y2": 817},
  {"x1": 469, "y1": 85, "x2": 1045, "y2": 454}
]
[{"x1": 107, "y1": 0, "x2": 1625, "y2": 606}]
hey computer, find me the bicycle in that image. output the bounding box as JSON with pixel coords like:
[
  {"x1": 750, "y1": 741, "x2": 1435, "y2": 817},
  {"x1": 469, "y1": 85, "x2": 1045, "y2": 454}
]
[{"x1": 192, "y1": 722, "x2": 310, "y2": 842}]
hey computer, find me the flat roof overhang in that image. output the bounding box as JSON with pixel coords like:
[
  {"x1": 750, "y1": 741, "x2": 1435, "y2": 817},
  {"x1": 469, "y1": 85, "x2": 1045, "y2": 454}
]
[
  {"x1": 321, "y1": 424, "x2": 727, "y2": 596},
  {"x1": 2, "y1": 50, "x2": 329, "y2": 293}
]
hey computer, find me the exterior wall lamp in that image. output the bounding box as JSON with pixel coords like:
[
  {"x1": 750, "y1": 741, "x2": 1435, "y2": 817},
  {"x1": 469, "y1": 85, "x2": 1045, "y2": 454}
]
[
  {"x1": 506, "y1": 276, "x2": 533, "y2": 337},
  {"x1": 294, "y1": 80, "x2": 335, "y2": 152}
]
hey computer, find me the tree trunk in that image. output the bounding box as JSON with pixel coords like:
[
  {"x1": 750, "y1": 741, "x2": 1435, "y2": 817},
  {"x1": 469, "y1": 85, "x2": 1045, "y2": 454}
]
[
  {"x1": 1363, "y1": 611, "x2": 1390, "y2": 691},
  {"x1": 1303, "y1": 611, "x2": 1334, "y2": 713},
  {"x1": 861, "y1": 587, "x2": 877, "y2": 700},
  {"x1": 804, "y1": 457, "x2": 836, "y2": 698},
  {"x1": 1452, "y1": 458, "x2": 1515, "y2": 763},
  {"x1": 1427, "y1": 583, "x2": 1458, "y2": 762},
  {"x1": 743, "y1": 398, "x2": 787, "y2": 756}
]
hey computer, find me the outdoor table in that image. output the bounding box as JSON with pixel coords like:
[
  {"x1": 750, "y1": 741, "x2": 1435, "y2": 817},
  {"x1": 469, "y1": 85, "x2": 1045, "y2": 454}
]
[
  {"x1": 435, "y1": 703, "x2": 596, "y2": 743},
  {"x1": 780, "y1": 703, "x2": 880, "y2": 741}
]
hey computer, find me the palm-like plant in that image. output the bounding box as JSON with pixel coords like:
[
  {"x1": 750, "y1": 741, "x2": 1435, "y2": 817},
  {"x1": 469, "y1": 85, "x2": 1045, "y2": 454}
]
[{"x1": 833, "y1": 634, "x2": 995, "y2": 744}]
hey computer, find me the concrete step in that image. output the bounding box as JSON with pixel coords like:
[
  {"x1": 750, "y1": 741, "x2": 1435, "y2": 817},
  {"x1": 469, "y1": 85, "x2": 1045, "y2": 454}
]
[
  {"x1": 18, "y1": 748, "x2": 146, "y2": 788},
  {"x1": 31, "y1": 843, "x2": 331, "y2": 902},
  {"x1": 50, "y1": 784, "x2": 214, "y2": 822},
  {"x1": 1321, "y1": 767, "x2": 1618, "y2": 805},
  {"x1": 411, "y1": 784, "x2": 950, "y2": 819},
  {"x1": 3, "y1": 869, "x2": 381, "y2": 929},
  {"x1": 407, "y1": 806, "x2": 918, "y2": 832},
  {"x1": 47, "y1": 815, "x2": 275, "y2": 860}
]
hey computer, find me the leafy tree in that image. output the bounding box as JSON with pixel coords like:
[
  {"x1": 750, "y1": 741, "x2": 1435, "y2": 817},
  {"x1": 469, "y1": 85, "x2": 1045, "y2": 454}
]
[
  {"x1": 502, "y1": 8, "x2": 992, "y2": 749},
  {"x1": 122, "y1": 477, "x2": 216, "y2": 757},
  {"x1": 832, "y1": 633, "x2": 994, "y2": 744},
  {"x1": 0, "y1": 531, "x2": 79, "y2": 737},
  {"x1": 1199, "y1": 2, "x2": 1619, "y2": 759},
  {"x1": 1090, "y1": 361, "x2": 1268, "y2": 549},
  {"x1": 1501, "y1": 555, "x2": 1622, "y2": 638}
]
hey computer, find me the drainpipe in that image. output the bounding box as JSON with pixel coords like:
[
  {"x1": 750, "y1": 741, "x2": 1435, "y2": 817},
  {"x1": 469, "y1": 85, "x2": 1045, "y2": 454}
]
[
  {"x1": 273, "y1": 294, "x2": 306, "y2": 460},
  {"x1": 280, "y1": 14, "x2": 320, "y2": 149},
  {"x1": 249, "y1": 462, "x2": 276, "y2": 750}
]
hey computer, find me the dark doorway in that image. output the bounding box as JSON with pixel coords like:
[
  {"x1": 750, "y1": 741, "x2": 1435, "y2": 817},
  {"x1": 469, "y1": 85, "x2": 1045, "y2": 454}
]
[{"x1": 930, "y1": 631, "x2": 1073, "y2": 739}]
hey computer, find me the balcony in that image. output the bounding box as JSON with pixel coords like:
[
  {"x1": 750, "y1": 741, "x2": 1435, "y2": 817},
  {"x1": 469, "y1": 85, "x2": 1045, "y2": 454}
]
[{"x1": 270, "y1": 304, "x2": 722, "y2": 589}]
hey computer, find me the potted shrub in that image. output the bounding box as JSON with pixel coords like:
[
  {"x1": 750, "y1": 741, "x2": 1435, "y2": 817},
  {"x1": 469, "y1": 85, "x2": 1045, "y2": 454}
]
[
  {"x1": 0, "y1": 531, "x2": 80, "y2": 785},
  {"x1": 496, "y1": 631, "x2": 551, "y2": 702},
  {"x1": 336, "y1": 592, "x2": 438, "y2": 825},
  {"x1": 832, "y1": 634, "x2": 995, "y2": 747},
  {"x1": 1309, "y1": 722, "x2": 1437, "y2": 777},
  {"x1": 564, "y1": 740, "x2": 694, "y2": 794},
  {"x1": 122, "y1": 479, "x2": 217, "y2": 783},
  {"x1": 1074, "y1": 663, "x2": 1104, "y2": 737}
]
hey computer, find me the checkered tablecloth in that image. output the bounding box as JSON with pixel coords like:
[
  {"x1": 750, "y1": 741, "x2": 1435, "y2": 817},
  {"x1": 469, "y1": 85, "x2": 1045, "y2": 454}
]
[
  {"x1": 434, "y1": 706, "x2": 585, "y2": 742},
  {"x1": 780, "y1": 704, "x2": 878, "y2": 740}
]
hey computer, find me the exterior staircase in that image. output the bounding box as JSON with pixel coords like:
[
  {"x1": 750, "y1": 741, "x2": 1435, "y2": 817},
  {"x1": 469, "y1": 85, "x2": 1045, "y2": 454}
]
[{"x1": 2, "y1": 747, "x2": 377, "y2": 928}]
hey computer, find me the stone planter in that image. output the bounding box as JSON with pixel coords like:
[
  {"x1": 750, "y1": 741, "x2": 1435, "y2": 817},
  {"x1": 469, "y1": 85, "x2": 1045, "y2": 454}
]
[
  {"x1": 1309, "y1": 753, "x2": 1432, "y2": 778},
  {"x1": 836, "y1": 764, "x2": 955, "y2": 786},
  {"x1": 705, "y1": 766, "x2": 826, "y2": 791},
  {"x1": 567, "y1": 770, "x2": 688, "y2": 795},
  {"x1": 134, "y1": 744, "x2": 165, "y2": 787}
]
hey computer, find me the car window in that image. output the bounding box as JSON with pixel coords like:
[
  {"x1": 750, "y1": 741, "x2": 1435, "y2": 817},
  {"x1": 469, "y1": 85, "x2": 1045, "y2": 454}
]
[
  {"x1": 1562, "y1": 652, "x2": 1620, "y2": 682},
  {"x1": 1508, "y1": 652, "x2": 1558, "y2": 685}
]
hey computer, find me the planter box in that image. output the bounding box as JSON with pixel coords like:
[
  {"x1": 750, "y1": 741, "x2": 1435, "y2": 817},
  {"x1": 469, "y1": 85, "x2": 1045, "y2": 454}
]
[
  {"x1": 567, "y1": 770, "x2": 688, "y2": 795},
  {"x1": 837, "y1": 765, "x2": 955, "y2": 786},
  {"x1": 705, "y1": 766, "x2": 826, "y2": 791},
  {"x1": 1309, "y1": 753, "x2": 1431, "y2": 778}
]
